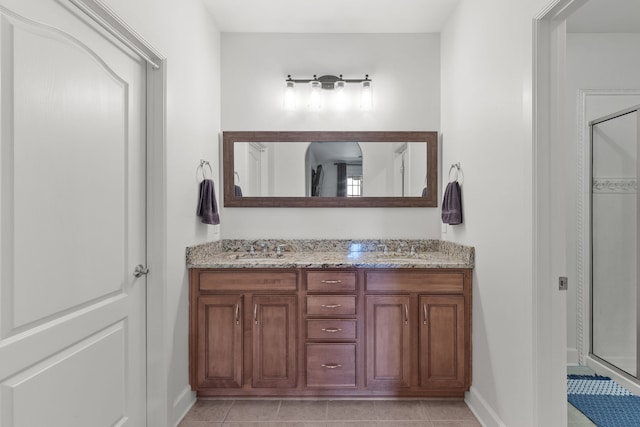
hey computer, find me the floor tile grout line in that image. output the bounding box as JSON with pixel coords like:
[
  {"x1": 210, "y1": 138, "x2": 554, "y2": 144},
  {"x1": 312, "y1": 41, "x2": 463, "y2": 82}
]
[
  {"x1": 276, "y1": 399, "x2": 282, "y2": 420},
  {"x1": 221, "y1": 400, "x2": 234, "y2": 423}
]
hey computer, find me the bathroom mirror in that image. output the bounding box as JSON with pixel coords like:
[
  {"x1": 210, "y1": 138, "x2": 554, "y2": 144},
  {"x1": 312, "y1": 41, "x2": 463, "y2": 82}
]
[{"x1": 223, "y1": 131, "x2": 438, "y2": 207}]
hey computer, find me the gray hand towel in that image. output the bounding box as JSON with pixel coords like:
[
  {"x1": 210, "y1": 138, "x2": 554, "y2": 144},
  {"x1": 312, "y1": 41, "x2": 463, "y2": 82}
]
[
  {"x1": 441, "y1": 181, "x2": 462, "y2": 225},
  {"x1": 234, "y1": 185, "x2": 243, "y2": 197},
  {"x1": 197, "y1": 178, "x2": 220, "y2": 225}
]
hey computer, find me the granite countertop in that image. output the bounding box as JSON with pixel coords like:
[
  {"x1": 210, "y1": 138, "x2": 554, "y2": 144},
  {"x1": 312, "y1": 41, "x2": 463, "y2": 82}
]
[{"x1": 186, "y1": 239, "x2": 474, "y2": 269}]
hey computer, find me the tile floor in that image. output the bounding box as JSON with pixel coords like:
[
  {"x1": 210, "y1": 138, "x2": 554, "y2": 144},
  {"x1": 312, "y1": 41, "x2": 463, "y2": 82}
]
[{"x1": 179, "y1": 399, "x2": 481, "y2": 427}]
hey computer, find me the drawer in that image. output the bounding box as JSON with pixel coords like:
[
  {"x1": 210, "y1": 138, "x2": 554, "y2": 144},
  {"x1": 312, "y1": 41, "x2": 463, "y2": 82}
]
[
  {"x1": 307, "y1": 296, "x2": 356, "y2": 316},
  {"x1": 306, "y1": 319, "x2": 357, "y2": 340},
  {"x1": 306, "y1": 343, "x2": 356, "y2": 387},
  {"x1": 306, "y1": 271, "x2": 357, "y2": 293},
  {"x1": 365, "y1": 271, "x2": 464, "y2": 293},
  {"x1": 198, "y1": 270, "x2": 297, "y2": 292}
]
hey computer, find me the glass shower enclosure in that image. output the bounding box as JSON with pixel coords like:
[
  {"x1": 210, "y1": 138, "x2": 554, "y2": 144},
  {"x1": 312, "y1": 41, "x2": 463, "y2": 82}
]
[{"x1": 591, "y1": 105, "x2": 639, "y2": 378}]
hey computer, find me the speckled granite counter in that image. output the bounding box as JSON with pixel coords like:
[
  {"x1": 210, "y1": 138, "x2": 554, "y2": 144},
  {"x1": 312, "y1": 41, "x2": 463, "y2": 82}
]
[{"x1": 186, "y1": 239, "x2": 474, "y2": 269}]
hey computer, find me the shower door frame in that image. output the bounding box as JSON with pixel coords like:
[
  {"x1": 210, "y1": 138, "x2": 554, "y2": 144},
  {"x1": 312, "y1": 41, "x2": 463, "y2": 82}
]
[
  {"x1": 588, "y1": 103, "x2": 640, "y2": 381},
  {"x1": 575, "y1": 91, "x2": 640, "y2": 368}
]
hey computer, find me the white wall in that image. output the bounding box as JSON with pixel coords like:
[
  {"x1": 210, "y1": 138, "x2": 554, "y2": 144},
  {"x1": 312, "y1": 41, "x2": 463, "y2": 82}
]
[
  {"x1": 97, "y1": 1, "x2": 221, "y2": 425},
  {"x1": 220, "y1": 33, "x2": 441, "y2": 239},
  {"x1": 440, "y1": 0, "x2": 551, "y2": 425},
  {"x1": 565, "y1": 33, "x2": 640, "y2": 364}
]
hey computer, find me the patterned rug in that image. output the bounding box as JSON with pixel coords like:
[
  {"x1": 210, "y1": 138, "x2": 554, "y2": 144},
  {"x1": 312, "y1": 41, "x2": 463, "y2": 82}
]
[{"x1": 568, "y1": 374, "x2": 640, "y2": 426}]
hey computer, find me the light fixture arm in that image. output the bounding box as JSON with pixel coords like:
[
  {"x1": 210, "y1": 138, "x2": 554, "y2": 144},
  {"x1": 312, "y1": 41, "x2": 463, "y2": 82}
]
[{"x1": 286, "y1": 74, "x2": 371, "y2": 90}]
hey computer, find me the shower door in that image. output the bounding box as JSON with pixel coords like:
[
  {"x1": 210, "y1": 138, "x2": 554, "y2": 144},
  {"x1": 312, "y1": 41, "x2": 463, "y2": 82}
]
[{"x1": 591, "y1": 105, "x2": 639, "y2": 377}]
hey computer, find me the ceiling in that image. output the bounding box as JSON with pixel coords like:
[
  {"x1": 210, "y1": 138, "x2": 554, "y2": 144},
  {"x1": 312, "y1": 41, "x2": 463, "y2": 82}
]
[
  {"x1": 567, "y1": 0, "x2": 640, "y2": 33},
  {"x1": 202, "y1": 0, "x2": 460, "y2": 33}
]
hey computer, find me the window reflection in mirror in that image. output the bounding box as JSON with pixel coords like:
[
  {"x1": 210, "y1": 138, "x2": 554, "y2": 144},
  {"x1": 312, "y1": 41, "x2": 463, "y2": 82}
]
[{"x1": 306, "y1": 142, "x2": 363, "y2": 197}]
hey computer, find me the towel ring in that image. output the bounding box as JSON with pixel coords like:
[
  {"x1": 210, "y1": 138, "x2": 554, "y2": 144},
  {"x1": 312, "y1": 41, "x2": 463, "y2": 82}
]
[
  {"x1": 234, "y1": 171, "x2": 241, "y2": 185},
  {"x1": 197, "y1": 160, "x2": 213, "y2": 182},
  {"x1": 448, "y1": 163, "x2": 461, "y2": 183}
]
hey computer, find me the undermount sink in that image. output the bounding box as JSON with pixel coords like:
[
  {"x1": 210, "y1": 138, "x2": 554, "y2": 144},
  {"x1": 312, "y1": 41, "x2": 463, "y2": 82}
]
[
  {"x1": 376, "y1": 257, "x2": 422, "y2": 263},
  {"x1": 227, "y1": 253, "x2": 284, "y2": 261}
]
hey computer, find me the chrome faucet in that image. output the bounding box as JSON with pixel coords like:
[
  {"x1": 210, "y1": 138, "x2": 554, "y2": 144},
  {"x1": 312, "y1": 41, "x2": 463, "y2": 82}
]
[
  {"x1": 259, "y1": 242, "x2": 268, "y2": 254},
  {"x1": 248, "y1": 245, "x2": 255, "y2": 255},
  {"x1": 397, "y1": 243, "x2": 406, "y2": 254},
  {"x1": 377, "y1": 244, "x2": 388, "y2": 254},
  {"x1": 276, "y1": 244, "x2": 287, "y2": 256},
  {"x1": 410, "y1": 245, "x2": 417, "y2": 255}
]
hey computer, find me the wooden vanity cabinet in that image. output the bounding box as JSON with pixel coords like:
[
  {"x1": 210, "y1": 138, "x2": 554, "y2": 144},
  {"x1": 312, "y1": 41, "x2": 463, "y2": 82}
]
[
  {"x1": 304, "y1": 270, "x2": 359, "y2": 390},
  {"x1": 195, "y1": 294, "x2": 243, "y2": 388},
  {"x1": 252, "y1": 294, "x2": 297, "y2": 388},
  {"x1": 189, "y1": 269, "x2": 298, "y2": 394},
  {"x1": 190, "y1": 267, "x2": 471, "y2": 397},
  {"x1": 365, "y1": 295, "x2": 412, "y2": 388},
  {"x1": 419, "y1": 294, "x2": 466, "y2": 389},
  {"x1": 364, "y1": 270, "x2": 471, "y2": 394}
]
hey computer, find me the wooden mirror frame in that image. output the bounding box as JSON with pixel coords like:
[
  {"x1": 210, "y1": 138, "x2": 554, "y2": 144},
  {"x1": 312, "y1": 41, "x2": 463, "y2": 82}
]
[{"x1": 223, "y1": 131, "x2": 438, "y2": 208}]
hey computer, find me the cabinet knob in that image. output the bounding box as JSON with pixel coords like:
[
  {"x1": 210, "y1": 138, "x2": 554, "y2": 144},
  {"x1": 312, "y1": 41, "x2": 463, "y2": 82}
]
[{"x1": 321, "y1": 363, "x2": 342, "y2": 369}]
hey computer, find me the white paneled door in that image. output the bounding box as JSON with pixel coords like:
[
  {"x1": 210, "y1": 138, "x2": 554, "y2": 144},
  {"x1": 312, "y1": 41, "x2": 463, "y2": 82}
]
[{"x1": 0, "y1": 1, "x2": 147, "y2": 426}]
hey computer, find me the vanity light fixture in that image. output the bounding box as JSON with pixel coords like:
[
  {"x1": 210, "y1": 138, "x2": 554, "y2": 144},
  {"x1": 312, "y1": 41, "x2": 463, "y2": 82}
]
[
  {"x1": 334, "y1": 80, "x2": 346, "y2": 110},
  {"x1": 309, "y1": 79, "x2": 322, "y2": 110},
  {"x1": 285, "y1": 74, "x2": 372, "y2": 111},
  {"x1": 283, "y1": 79, "x2": 296, "y2": 110},
  {"x1": 361, "y1": 79, "x2": 373, "y2": 110}
]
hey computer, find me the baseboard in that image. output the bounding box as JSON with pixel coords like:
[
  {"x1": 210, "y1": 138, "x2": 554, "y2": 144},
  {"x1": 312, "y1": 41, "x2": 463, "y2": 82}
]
[
  {"x1": 465, "y1": 387, "x2": 506, "y2": 427},
  {"x1": 172, "y1": 385, "x2": 196, "y2": 427},
  {"x1": 567, "y1": 347, "x2": 579, "y2": 366}
]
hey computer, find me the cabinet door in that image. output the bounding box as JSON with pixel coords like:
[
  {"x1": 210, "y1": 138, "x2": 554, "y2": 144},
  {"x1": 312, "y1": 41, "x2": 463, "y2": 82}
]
[
  {"x1": 419, "y1": 295, "x2": 466, "y2": 388},
  {"x1": 196, "y1": 295, "x2": 243, "y2": 388},
  {"x1": 365, "y1": 295, "x2": 411, "y2": 388},
  {"x1": 252, "y1": 295, "x2": 297, "y2": 388}
]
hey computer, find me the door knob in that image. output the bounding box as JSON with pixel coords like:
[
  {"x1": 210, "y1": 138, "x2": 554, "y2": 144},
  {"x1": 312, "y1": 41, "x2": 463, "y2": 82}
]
[{"x1": 133, "y1": 264, "x2": 149, "y2": 277}]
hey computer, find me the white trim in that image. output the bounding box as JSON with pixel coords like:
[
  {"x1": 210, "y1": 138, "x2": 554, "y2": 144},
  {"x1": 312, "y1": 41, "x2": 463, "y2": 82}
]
[
  {"x1": 146, "y1": 60, "x2": 168, "y2": 427},
  {"x1": 68, "y1": 2, "x2": 168, "y2": 427},
  {"x1": 567, "y1": 347, "x2": 580, "y2": 366},
  {"x1": 66, "y1": 0, "x2": 162, "y2": 68},
  {"x1": 575, "y1": 89, "x2": 640, "y2": 367},
  {"x1": 465, "y1": 387, "x2": 506, "y2": 427},
  {"x1": 172, "y1": 385, "x2": 196, "y2": 427},
  {"x1": 533, "y1": 0, "x2": 589, "y2": 425}
]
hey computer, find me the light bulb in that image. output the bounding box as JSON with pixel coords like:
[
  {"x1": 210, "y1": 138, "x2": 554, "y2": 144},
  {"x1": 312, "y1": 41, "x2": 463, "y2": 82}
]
[
  {"x1": 360, "y1": 80, "x2": 372, "y2": 111},
  {"x1": 309, "y1": 80, "x2": 322, "y2": 111},
  {"x1": 283, "y1": 80, "x2": 296, "y2": 110},
  {"x1": 334, "y1": 80, "x2": 346, "y2": 110}
]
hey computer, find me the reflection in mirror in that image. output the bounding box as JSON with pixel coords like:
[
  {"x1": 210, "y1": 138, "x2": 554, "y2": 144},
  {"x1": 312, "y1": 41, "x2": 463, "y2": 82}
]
[
  {"x1": 306, "y1": 142, "x2": 363, "y2": 197},
  {"x1": 223, "y1": 131, "x2": 438, "y2": 208},
  {"x1": 233, "y1": 141, "x2": 428, "y2": 198}
]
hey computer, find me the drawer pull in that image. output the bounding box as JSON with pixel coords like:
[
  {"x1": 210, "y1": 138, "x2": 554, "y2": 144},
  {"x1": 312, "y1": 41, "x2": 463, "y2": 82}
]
[
  {"x1": 404, "y1": 304, "x2": 409, "y2": 325},
  {"x1": 320, "y1": 280, "x2": 342, "y2": 284},
  {"x1": 321, "y1": 363, "x2": 342, "y2": 369},
  {"x1": 321, "y1": 304, "x2": 342, "y2": 309},
  {"x1": 321, "y1": 327, "x2": 343, "y2": 333},
  {"x1": 235, "y1": 304, "x2": 240, "y2": 325},
  {"x1": 254, "y1": 304, "x2": 258, "y2": 324}
]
